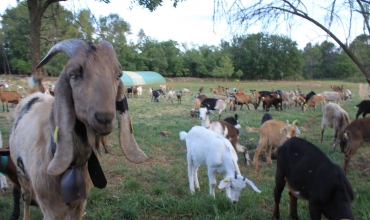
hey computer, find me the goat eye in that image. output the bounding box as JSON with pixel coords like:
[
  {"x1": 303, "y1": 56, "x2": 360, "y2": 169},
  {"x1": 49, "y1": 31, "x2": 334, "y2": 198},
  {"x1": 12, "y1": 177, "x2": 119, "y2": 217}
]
[{"x1": 69, "y1": 72, "x2": 76, "y2": 79}]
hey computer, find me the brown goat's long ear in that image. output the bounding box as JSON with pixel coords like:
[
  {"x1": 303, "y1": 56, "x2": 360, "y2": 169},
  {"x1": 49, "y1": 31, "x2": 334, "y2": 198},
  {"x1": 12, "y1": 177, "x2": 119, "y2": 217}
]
[
  {"x1": 47, "y1": 75, "x2": 76, "y2": 175},
  {"x1": 116, "y1": 80, "x2": 148, "y2": 163}
]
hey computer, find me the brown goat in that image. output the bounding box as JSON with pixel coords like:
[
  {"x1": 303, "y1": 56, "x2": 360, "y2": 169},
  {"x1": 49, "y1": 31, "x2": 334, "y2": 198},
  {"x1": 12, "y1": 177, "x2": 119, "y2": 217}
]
[
  {"x1": 190, "y1": 95, "x2": 207, "y2": 117},
  {"x1": 230, "y1": 93, "x2": 257, "y2": 110},
  {"x1": 199, "y1": 87, "x2": 204, "y2": 95},
  {"x1": 0, "y1": 88, "x2": 21, "y2": 112},
  {"x1": 302, "y1": 94, "x2": 326, "y2": 112},
  {"x1": 10, "y1": 39, "x2": 148, "y2": 219},
  {"x1": 246, "y1": 119, "x2": 298, "y2": 171},
  {"x1": 330, "y1": 85, "x2": 344, "y2": 92},
  {"x1": 335, "y1": 117, "x2": 370, "y2": 174},
  {"x1": 176, "y1": 90, "x2": 182, "y2": 104}
]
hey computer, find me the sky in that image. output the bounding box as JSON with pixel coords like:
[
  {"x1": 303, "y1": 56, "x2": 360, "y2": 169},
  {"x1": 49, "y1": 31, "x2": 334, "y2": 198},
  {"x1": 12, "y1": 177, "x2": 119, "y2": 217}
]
[{"x1": 0, "y1": 0, "x2": 366, "y2": 50}]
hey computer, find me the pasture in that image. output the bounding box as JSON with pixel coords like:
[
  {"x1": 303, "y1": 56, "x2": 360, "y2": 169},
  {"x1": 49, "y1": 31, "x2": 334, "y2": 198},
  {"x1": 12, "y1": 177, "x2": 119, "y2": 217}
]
[{"x1": 1, "y1": 77, "x2": 370, "y2": 219}]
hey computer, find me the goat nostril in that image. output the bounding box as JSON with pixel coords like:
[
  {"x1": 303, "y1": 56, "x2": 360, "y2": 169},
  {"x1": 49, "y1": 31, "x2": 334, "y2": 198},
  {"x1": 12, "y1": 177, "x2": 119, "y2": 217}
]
[
  {"x1": 233, "y1": 201, "x2": 237, "y2": 204},
  {"x1": 95, "y1": 112, "x2": 114, "y2": 125}
]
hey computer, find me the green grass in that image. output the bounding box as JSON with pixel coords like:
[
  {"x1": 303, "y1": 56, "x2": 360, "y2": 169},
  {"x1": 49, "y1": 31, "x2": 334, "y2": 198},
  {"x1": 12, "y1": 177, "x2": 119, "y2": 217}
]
[{"x1": 1, "y1": 77, "x2": 370, "y2": 219}]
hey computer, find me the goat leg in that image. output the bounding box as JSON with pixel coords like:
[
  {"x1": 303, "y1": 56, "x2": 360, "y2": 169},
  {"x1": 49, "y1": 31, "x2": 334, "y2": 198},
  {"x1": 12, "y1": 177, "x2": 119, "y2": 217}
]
[{"x1": 289, "y1": 192, "x2": 299, "y2": 220}]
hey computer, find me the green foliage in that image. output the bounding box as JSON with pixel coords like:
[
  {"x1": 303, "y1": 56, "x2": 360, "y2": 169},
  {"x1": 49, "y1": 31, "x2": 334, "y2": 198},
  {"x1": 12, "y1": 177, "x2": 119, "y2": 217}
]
[
  {"x1": 212, "y1": 56, "x2": 234, "y2": 80},
  {"x1": 235, "y1": 69, "x2": 243, "y2": 79}
]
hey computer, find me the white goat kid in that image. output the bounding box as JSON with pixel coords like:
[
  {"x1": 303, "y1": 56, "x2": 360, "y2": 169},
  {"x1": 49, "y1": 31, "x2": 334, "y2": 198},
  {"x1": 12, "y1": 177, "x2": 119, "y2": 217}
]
[{"x1": 179, "y1": 126, "x2": 261, "y2": 203}]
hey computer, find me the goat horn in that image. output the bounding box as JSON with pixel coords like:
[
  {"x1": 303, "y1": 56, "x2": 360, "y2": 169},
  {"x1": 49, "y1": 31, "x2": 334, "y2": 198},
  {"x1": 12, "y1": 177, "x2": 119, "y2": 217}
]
[
  {"x1": 292, "y1": 120, "x2": 298, "y2": 125},
  {"x1": 36, "y1": 39, "x2": 86, "y2": 68}
]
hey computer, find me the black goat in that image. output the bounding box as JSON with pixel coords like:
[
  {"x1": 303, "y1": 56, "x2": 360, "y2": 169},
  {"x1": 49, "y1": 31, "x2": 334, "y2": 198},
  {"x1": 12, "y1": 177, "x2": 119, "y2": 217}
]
[
  {"x1": 261, "y1": 113, "x2": 273, "y2": 125},
  {"x1": 355, "y1": 100, "x2": 370, "y2": 119},
  {"x1": 304, "y1": 91, "x2": 316, "y2": 104},
  {"x1": 223, "y1": 114, "x2": 241, "y2": 135},
  {"x1": 152, "y1": 90, "x2": 160, "y2": 102},
  {"x1": 273, "y1": 137, "x2": 354, "y2": 220},
  {"x1": 200, "y1": 98, "x2": 227, "y2": 119},
  {"x1": 126, "y1": 86, "x2": 133, "y2": 98}
]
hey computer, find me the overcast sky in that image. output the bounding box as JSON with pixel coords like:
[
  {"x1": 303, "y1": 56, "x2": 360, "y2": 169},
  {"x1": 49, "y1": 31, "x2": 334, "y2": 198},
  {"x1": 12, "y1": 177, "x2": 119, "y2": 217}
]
[{"x1": 0, "y1": 0, "x2": 366, "y2": 49}]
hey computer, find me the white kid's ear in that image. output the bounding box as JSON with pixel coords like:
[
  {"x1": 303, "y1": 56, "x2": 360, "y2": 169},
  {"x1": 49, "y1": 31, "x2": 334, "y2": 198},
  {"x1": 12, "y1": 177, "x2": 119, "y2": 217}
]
[{"x1": 218, "y1": 178, "x2": 230, "y2": 189}]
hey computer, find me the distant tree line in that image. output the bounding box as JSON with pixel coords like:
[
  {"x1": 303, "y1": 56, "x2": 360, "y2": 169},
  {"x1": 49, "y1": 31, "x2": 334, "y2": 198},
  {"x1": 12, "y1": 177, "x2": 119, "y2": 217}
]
[{"x1": 0, "y1": 3, "x2": 368, "y2": 81}]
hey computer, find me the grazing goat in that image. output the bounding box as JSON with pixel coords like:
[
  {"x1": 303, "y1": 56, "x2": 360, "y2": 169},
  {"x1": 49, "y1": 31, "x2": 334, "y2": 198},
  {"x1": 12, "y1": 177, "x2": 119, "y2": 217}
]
[
  {"x1": 211, "y1": 87, "x2": 224, "y2": 95},
  {"x1": 152, "y1": 90, "x2": 160, "y2": 102},
  {"x1": 302, "y1": 94, "x2": 326, "y2": 112},
  {"x1": 190, "y1": 95, "x2": 207, "y2": 117},
  {"x1": 159, "y1": 84, "x2": 167, "y2": 91},
  {"x1": 9, "y1": 39, "x2": 148, "y2": 220},
  {"x1": 167, "y1": 90, "x2": 174, "y2": 104},
  {"x1": 126, "y1": 86, "x2": 133, "y2": 98},
  {"x1": 198, "y1": 86, "x2": 204, "y2": 95},
  {"x1": 261, "y1": 93, "x2": 282, "y2": 112},
  {"x1": 229, "y1": 93, "x2": 257, "y2": 111},
  {"x1": 330, "y1": 85, "x2": 344, "y2": 92},
  {"x1": 355, "y1": 100, "x2": 370, "y2": 119},
  {"x1": 179, "y1": 126, "x2": 261, "y2": 203},
  {"x1": 335, "y1": 117, "x2": 370, "y2": 174},
  {"x1": 136, "y1": 86, "x2": 142, "y2": 96},
  {"x1": 199, "y1": 107, "x2": 248, "y2": 163},
  {"x1": 273, "y1": 137, "x2": 354, "y2": 220},
  {"x1": 322, "y1": 91, "x2": 343, "y2": 104},
  {"x1": 0, "y1": 88, "x2": 21, "y2": 112},
  {"x1": 183, "y1": 88, "x2": 193, "y2": 95},
  {"x1": 304, "y1": 91, "x2": 316, "y2": 104},
  {"x1": 246, "y1": 119, "x2": 298, "y2": 171},
  {"x1": 200, "y1": 98, "x2": 227, "y2": 119},
  {"x1": 344, "y1": 89, "x2": 353, "y2": 99},
  {"x1": 321, "y1": 103, "x2": 350, "y2": 150},
  {"x1": 176, "y1": 90, "x2": 182, "y2": 104},
  {"x1": 261, "y1": 113, "x2": 273, "y2": 124}
]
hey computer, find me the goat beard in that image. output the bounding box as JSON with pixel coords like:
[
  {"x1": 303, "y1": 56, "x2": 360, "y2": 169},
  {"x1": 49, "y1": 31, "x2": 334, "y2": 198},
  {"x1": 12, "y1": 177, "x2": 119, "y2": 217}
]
[{"x1": 86, "y1": 131, "x2": 105, "y2": 157}]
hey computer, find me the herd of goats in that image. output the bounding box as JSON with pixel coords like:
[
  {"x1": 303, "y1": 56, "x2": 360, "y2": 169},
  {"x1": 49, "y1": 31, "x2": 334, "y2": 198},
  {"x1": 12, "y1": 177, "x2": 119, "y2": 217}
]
[{"x1": 0, "y1": 38, "x2": 369, "y2": 219}]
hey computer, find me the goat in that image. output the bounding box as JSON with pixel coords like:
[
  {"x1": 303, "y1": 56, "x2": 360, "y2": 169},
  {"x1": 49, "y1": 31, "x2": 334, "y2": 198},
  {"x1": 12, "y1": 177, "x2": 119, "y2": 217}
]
[
  {"x1": 125, "y1": 86, "x2": 133, "y2": 98},
  {"x1": 344, "y1": 89, "x2": 353, "y2": 99},
  {"x1": 212, "y1": 94, "x2": 228, "y2": 101},
  {"x1": 304, "y1": 91, "x2": 316, "y2": 104},
  {"x1": 159, "y1": 84, "x2": 167, "y2": 91},
  {"x1": 330, "y1": 85, "x2": 344, "y2": 92},
  {"x1": 190, "y1": 95, "x2": 207, "y2": 118},
  {"x1": 246, "y1": 119, "x2": 298, "y2": 171},
  {"x1": 273, "y1": 137, "x2": 354, "y2": 220},
  {"x1": 229, "y1": 93, "x2": 257, "y2": 111},
  {"x1": 167, "y1": 90, "x2": 174, "y2": 104},
  {"x1": 321, "y1": 103, "x2": 350, "y2": 150},
  {"x1": 200, "y1": 98, "x2": 227, "y2": 119},
  {"x1": 355, "y1": 100, "x2": 370, "y2": 119},
  {"x1": 335, "y1": 117, "x2": 370, "y2": 174},
  {"x1": 198, "y1": 86, "x2": 204, "y2": 95},
  {"x1": 179, "y1": 126, "x2": 261, "y2": 203},
  {"x1": 261, "y1": 113, "x2": 273, "y2": 124},
  {"x1": 302, "y1": 94, "x2": 326, "y2": 112},
  {"x1": 322, "y1": 91, "x2": 343, "y2": 104},
  {"x1": 199, "y1": 107, "x2": 249, "y2": 164},
  {"x1": 152, "y1": 90, "x2": 160, "y2": 102},
  {"x1": 149, "y1": 87, "x2": 153, "y2": 100},
  {"x1": 136, "y1": 86, "x2": 142, "y2": 96},
  {"x1": 9, "y1": 39, "x2": 148, "y2": 220},
  {"x1": 133, "y1": 86, "x2": 139, "y2": 98},
  {"x1": 223, "y1": 114, "x2": 241, "y2": 131},
  {"x1": 176, "y1": 90, "x2": 182, "y2": 104},
  {"x1": 183, "y1": 88, "x2": 193, "y2": 95},
  {"x1": 157, "y1": 89, "x2": 166, "y2": 98},
  {"x1": 0, "y1": 87, "x2": 21, "y2": 112},
  {"x1": 211, "y1": 87, "x2": 224, "y2": 95},
  {"x1": 261, "y1": 93, "x2": 282, "y2": 112},
  {"x1": 1, "y1": 132, "x2": 39, "y2": 220}
]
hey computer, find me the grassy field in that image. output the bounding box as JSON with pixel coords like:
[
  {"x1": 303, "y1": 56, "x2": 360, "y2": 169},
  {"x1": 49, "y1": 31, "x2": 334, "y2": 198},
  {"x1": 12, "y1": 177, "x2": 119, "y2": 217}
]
[{"x1": 1, "y1": 77, "x2": 370, "y2": 219}]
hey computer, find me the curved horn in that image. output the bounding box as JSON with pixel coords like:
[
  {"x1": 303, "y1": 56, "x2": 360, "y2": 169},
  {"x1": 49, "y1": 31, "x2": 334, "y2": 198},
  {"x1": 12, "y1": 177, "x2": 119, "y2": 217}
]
[
  {"x1": 292, "y1": 120, "x2": 298, "y2": 126},
  {"x1": 36, "y1": 39, "x2": 86, "y2": 68}
]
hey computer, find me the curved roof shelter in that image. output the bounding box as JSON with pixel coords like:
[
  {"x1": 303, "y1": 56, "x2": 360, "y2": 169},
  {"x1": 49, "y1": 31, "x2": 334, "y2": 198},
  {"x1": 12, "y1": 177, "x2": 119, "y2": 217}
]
[{"x1": 121, "y1": 71, "x2": 166, "y2": 86}]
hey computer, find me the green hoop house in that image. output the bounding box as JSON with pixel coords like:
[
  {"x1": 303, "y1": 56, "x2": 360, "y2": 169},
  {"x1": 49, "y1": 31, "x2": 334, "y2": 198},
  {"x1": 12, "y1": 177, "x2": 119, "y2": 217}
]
[{"x1": 121, "y1": 71, "x2": 166, "y2": 86}]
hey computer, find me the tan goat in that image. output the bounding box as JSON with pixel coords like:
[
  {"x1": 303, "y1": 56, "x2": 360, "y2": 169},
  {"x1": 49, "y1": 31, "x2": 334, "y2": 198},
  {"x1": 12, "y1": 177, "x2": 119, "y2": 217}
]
[
  {"x1": 0, "y1": 88, "x2": 21, "y2": 112},
  {"x1": 10, "y1": 39, "x2": 148, "y2": 220},
  {"x1": 302, "y1": 94, "x2": 326, "y2": 112},
  {"x1": 246, "y1": 119, "x2": 298, "y2": 171}
]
